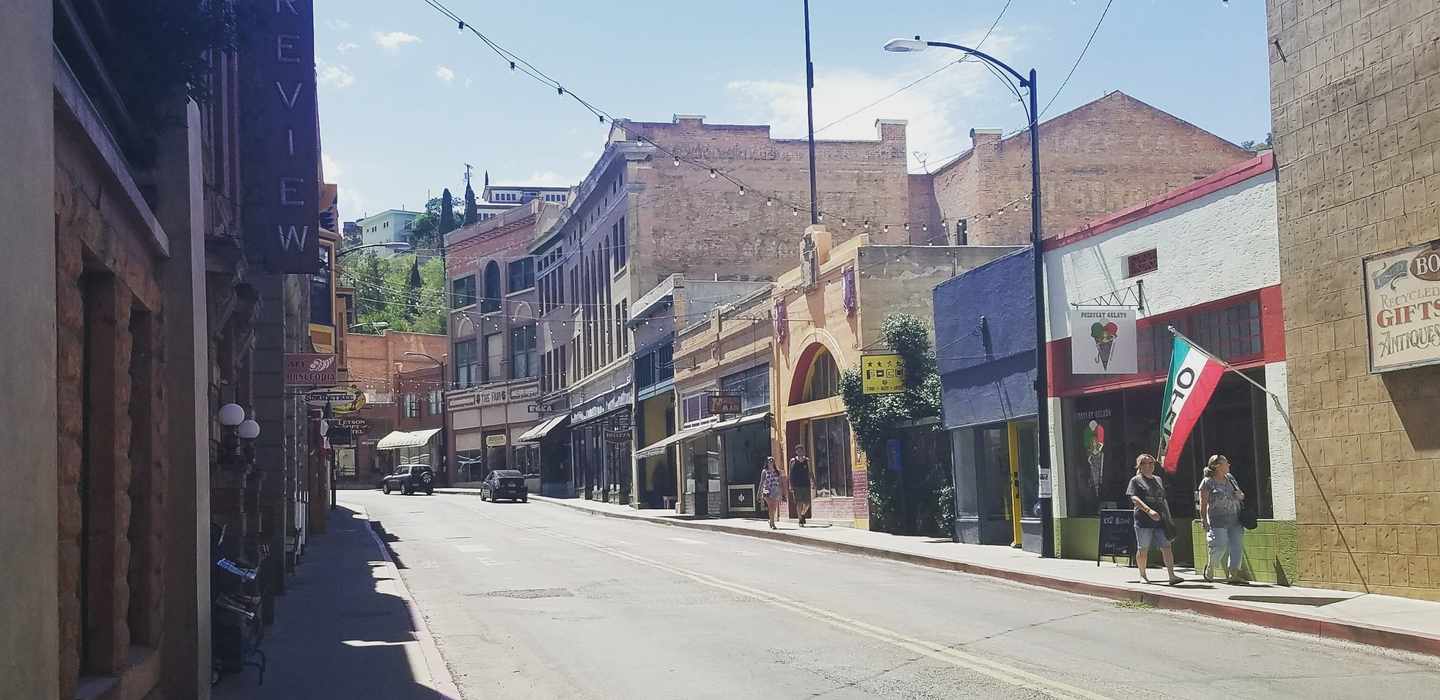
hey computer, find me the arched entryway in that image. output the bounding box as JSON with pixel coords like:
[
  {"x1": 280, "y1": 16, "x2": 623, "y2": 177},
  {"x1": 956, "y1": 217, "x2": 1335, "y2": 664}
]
[{"x1": 783, "y1": 343, "x2": 855, "y2": 522}]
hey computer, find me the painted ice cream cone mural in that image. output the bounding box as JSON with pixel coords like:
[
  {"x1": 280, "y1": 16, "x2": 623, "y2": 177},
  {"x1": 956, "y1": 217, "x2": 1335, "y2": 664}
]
[
  {"x1": 1090, "y1": 321, "x2": 1120, "y2": 370},
  {"x1": 1084, "y1": 420, "x2": 1105, "y2": 495}
]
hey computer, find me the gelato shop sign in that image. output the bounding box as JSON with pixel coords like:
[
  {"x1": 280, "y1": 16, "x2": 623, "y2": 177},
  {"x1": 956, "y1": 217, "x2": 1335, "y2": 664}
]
[
  {"x1": 1069, "y1": 307, "x2": 1136, "y2": 375},
  {"x1": 1363, "y1": 240, "x2": 1440, "y2": 373}
]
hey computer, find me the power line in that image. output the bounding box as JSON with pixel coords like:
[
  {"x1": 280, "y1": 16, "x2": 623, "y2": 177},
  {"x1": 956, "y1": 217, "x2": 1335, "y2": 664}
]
[
  {"x1": 1040, "y1": 0, "x2": 1114, "y2": 118},
  {"x1": 814, "y1": 0, "x2": 1012, "y2": 136}
]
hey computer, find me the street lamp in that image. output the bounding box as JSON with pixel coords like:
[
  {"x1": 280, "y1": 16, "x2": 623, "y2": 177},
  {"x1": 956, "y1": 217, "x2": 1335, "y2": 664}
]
[
  {"x1": 885, "y1": 35, "x2": 1054, "y2": 558},
  {"x1": 404, "y1": 351, "x2": 450, "y2": 487}
]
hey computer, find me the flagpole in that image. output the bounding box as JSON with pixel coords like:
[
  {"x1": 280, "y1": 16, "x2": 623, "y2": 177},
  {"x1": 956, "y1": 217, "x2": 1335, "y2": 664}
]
[{"x1": 1166, "y1": 326, "x2": 1370, "y2": 594}]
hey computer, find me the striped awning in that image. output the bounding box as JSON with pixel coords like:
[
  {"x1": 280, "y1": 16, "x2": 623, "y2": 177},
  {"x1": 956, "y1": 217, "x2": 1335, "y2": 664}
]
[
  {"x1": 633, "y1": 424, "x2": 710, "y2": 460},
  {"x1": 375, "y1": 428, "x2": 442, "y2": 451}
]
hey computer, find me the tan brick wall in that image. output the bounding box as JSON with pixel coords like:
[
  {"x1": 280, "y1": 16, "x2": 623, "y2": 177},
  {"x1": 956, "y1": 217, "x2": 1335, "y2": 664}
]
[
  {"x1": 621, "y1": 117, "x2": 912, "y2": 288},
  {"x1": 934, "y1": 92, "x2": 1253, "y2": 246},
  {"x1": 1269, "y1": 0, "x2": 1440, "y2": 600}
]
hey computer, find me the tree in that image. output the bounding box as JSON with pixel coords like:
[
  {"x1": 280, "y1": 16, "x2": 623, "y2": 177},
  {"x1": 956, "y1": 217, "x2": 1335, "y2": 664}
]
[
  {"x1": 340, "y1": 253, "x2": 447, "y2": 335},
  {"x1": 1239, "y1": 132, "x2": 1273, "y2": 153},
  {"x1": 405, "y1": 195, "x2": 463, "y2": 259},
  {"x1": 440, "y1": 188, "x2": 456, "y2": 236},
  {"x1": 463, "y1": 181, "x2": 478, "y2": 225},
  {"x1": 840, "y1": 313, "x2": 950, "y2": 535}
]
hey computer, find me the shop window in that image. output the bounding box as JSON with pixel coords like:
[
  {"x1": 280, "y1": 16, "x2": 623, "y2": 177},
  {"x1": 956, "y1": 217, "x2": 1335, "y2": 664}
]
[
  {"x1": 456, "y1": 450, "x2": 484, "y2": 483},
  {"x1": 682, "y1": 391, "x2": 712, "y2": 425},
  {"x1": 510, "y1": 324, "x2": 537, "y2": 379},
  {"x1": 428, "y1": 390, "x2": 441, "y2": 415},
  {"x1": 403, "y1": 393, "x2": 419, "y2": 418},
  {"x1": 802, "y1": 350, "x2": 840, "y2": 402},
  {"x1": 720, "y1": 364, "x2": 770, "y2": 412},
  {"x1": 811, "y1": 415, "x2": 853, "y2": 497},
  {"x1": 1125, "y1": 249, "x2": 1158, "y2": 277},
  {"x1": 451, "y1": 275, "x2": 477, "y2": 308},
  {"x1": 453, "y1": 339, "x2": 478, "y2": 388}
]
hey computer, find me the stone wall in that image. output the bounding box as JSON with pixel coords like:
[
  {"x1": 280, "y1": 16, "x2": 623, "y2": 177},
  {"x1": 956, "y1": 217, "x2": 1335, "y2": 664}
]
[
  {"x1": 933, "y1": 92, "x2": 1253, "y2": 246},
  {"x1": 1268, "y1": 0, "x2": 1440, "y2": 599}
]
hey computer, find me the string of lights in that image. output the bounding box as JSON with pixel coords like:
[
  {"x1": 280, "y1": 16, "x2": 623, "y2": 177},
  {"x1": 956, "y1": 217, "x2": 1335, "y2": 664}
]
[{"x1": 417, "y1": 0, "x2": 1035, "y2": 241}]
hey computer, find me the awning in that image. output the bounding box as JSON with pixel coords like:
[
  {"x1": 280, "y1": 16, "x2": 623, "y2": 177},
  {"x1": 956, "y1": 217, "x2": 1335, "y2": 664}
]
[
  {"x1": 634, "y1": 424, "x2": 710, "y2": 460},
  {"x1": 712, "y1": 412, "x2": 770, "y2": 431},
  {"x1": 375, "y1": 428, "x2": 442, "y2": 451},
  {"x1": 516, "y1": 414, "x2": 569, "y2": 443}
]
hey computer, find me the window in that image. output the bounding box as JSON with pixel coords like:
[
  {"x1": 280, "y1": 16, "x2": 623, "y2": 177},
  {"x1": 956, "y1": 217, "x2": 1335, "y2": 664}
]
[
  {"x1": 454, "y1": 339, "x2": 478, "y2": 388},
  {"x1": 508, "y1": 258, "x2": 535, "y2": 292},
  {"x1": 636, "y1": 345, "x2": 674, "y2": 389},
  {"x1": 428, "y1": 390, "x2": 441, "y2": 415},
  {"x1": 483, "y1": 332, "x2": 504, "y2": 383},
  {"x1": 682, "y1": 391, "x2": 713, "y2": 425},
  {"x1": 613, "y1": 217, "x2": 628, "y2": 269},
  {"x1": 403, "y1": 393, "x2": 419, "y2": 418},
  {"x1": 618, "y1": 300, "x2": 628, "y2": 353},
  {"x1": 1125, "y1": 249, "x2": 1158, "y2": 277},
  {"x1": 802, "y1": 350, "x2": 841, "y2": 402},
  {"x1": 811, "y1": 415, "x2": 853, "y2": 497},
  {"x1": 482, "y1": 261, "x2": 501, "y2": 313},
  {"x1": 510, "y1": 324, "x2": 537, "y2": 379},
  {"x1": 720, "y1": 364, "x2": 770, "y2": 412},
  {"x1": 451, "y1": 275, "x2": 477, "y2": 308},
  {"x1": 384, "y1": 221, "x2": 390, "y2": 229}
]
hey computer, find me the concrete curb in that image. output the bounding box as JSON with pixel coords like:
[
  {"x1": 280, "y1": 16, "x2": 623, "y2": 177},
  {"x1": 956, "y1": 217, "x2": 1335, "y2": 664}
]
[
  {"x1": 354, "y1": 504, "x2": 464, "y2": 699},
  {"x1": 510, "y1": 493, "x2": 1440, "y2": 659}
]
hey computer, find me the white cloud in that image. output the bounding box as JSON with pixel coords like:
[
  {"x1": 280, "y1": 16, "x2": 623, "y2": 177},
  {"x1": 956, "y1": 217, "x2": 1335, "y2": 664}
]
[
  {"x1": 512, "y1": 171, "x2": 574, "y2": 187},
  {"x1": 336, "y1": 41, "x2": 359, "y2": 54},
  {"x1": 373, "y1": 31, "x2": 421, "y2": 52},
  {"x1": 726, "y1": 29, "x2": 1023, "y2": 172},
  {"x1": 322, "y1": 153, "x2": 344, "y2": 180},
  {"x1": 435, "y1": 65, "x2": 456, "y2": 83},
  {"x1": 317, "y1": 60, "x2": 356, "y2": 89}
]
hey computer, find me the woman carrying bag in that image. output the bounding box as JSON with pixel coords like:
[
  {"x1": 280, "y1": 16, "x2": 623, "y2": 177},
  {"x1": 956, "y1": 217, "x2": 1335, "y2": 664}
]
[
  {"x1": 1127, "y1": 454, "x2": 1183, "y2": 585},
  {"x1": 1199, "y1": 454, "x2": 1247, "y2": 583}
]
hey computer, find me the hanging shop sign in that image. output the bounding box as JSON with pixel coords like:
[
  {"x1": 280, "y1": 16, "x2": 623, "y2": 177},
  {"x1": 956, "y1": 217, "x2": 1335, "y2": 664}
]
[
  {"x1": 861, "y1": 353, "x2": 905, "y2": 394},
  {"x1": 1069, "y1": 307, "x2": 1137, "y2": 375},
  {"x1": 333, "y1": 417, "x2": 369, "y2": 435},
  {"x1": 484, "y1": 434, "x2": 508, "y2": 448},
  {"x1": 707, "y1": 392, "x2": 742, "y2": 416},
  {"x1": 303, "y1": 387, "x2": 366, "y2": 413},
  {"x1": 285, "y1": 353, "x2": 338, "y2": 386},
  {"x1": 1363, "y1": 239, "x2": 1440, "y2": 373},
  {"x1": 238, "y1": 0, "x2": 321, "y2": 273}
]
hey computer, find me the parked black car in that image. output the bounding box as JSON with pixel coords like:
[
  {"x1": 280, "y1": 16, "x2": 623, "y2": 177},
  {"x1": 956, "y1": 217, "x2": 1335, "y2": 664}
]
[
  {"x1": 481, "y1": 469, "x2": 527, "y2": 502},
  {"x1": 382, "y1": 464, "x2": 434, "y2": 495}
]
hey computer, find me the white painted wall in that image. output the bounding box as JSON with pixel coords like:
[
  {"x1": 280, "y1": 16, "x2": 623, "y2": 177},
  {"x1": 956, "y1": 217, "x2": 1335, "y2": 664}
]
[
  {"x1": 1264, "y1": 361, "x2": 1296, "y2": 519},
  {"x1": 1045, "y1": 171, "x2": 1278, "y2": 340}
]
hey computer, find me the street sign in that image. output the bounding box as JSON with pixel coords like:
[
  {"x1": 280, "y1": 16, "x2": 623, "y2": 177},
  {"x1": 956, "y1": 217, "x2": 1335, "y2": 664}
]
[
  {"x1": 285, "y1": 353, "x2": 338, "y2": 386},
  {"x1": 861, "y1": 353, "x2": 905, "y2": 394},
  {"x1": 708, "y1": 392, "x2": 742, "y2": 416},
  {"x1": 303, "y1": 387, "x2": 366, "y2": 413}
]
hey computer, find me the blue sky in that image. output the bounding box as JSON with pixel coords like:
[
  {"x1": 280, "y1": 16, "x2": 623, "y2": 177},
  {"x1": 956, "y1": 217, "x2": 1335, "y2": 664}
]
[{"x1": 316, "y1": 0, "x2": 1270, "y2": 222}]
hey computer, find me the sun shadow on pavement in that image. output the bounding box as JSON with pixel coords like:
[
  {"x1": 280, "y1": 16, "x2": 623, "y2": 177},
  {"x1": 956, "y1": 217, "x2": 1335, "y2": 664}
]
[{"x1": 212, "y1": 507, "x2": 452, "y2": 699}]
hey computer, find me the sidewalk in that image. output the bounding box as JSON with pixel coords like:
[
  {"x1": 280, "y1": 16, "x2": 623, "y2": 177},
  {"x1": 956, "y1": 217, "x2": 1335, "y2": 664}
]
[
  {"x1": 213, "y1": 506, "x2": 459, "y2": 699},
  {"x1": 438, "y1": 487, "x2": 1440, "y2": 657}
]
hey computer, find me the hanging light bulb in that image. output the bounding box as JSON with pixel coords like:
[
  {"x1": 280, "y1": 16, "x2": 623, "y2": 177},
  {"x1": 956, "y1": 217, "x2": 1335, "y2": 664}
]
[
  {"x1": 817, "y1": 212, "x2": 824, "y2": 222},
  {"x1": 922, "y1": 224, "x2": 929, "y2": 233},
  {"x1": 674, "y1": 157, "x2": 680, "y2": 167},
  {"x1": 599, "y1": 114, "x2": 606, "y2": 123},
  {"x1": 904, "y1": 222, "x2": 910, "y2": 231},
  {"x1": 557, "y1": 86, "x2": 565, "y2": 96},
  {"x1": 792, "y1": 207, "x2": 799, "y2": 217},
  {"x1": 709, "y1": 169, "x2": 717, "y2": 179},
  {"x1": 883, "y1": 225, "x2": 890, "y2": 233},
  {"x1": 509, "y1": 61, "x2": 516, "y2": 70},
  {"x1": 864, "y1": 220, "x2": 870, "y2": 229},
  {"x1": 739, "y1": 186, "x2": 745, "y2": 196},
  {"x1": 766, "y1": 198, "x2": 773, "y2": 207},
  {"x1": 457, "y1": 20, "x2": 466, "y2": 31}
]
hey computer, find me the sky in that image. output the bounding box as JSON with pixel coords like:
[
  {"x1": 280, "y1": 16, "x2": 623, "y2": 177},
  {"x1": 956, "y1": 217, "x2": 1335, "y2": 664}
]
[{"x1": 315, "y1": 0, "x2": 1270, "y2": 222}]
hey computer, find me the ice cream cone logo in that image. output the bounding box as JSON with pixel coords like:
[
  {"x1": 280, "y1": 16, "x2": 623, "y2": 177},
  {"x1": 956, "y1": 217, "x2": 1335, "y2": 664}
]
[{"x1": 1090, "y1": 321, "x2": 1120, "y2": 369}]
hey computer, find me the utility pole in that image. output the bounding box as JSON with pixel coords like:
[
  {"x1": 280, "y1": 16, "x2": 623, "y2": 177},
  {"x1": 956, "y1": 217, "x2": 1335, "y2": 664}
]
[{"x1": 802, "y1": 0, "x2": 819, "y2": 225}]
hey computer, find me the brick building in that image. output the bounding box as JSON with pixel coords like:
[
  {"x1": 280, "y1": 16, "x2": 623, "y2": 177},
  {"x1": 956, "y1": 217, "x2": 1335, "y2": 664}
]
[
  {"x1": 930, "y1": 91, "x2": 1254, "y2": 247},
  {"x1": 1267, "y1": 0, "x2": 1440, "y2": 600},
  {"x1": 345, "y1": 330, "x2": 449, "y2": 405},
  {"x1": 530, "y1": 116, "x2": 923, "y2": 505}
]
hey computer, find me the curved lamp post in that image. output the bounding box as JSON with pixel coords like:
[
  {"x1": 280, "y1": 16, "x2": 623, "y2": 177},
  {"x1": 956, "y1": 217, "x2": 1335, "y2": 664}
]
[{"x1": 885, "y1": 36, "x2": 1053, "y2": 558}]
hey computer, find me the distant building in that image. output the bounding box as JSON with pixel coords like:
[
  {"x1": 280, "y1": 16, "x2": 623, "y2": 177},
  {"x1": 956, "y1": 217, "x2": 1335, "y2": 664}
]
[
  {"x1": 356, "y1": 208, "x2": 421, "y2": 255},
  {"x1": 470, "y1": 173, "x2": 571, "y2": 223}
]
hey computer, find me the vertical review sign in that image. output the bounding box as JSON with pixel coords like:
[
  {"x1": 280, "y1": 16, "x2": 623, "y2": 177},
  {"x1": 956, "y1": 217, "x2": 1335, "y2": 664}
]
[{"x1": 240, "y1": 0, "x2": 321, "y2": 274}]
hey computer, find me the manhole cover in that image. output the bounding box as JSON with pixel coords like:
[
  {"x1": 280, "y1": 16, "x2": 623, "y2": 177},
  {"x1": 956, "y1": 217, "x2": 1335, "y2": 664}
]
[{"x1": 472, "y1": 588, "x2": 574, "y2": 600}]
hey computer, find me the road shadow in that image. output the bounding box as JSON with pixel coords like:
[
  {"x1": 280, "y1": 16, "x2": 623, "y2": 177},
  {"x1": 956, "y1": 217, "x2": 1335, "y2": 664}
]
[
  {"x1": 368, "y1": 519, "x2": 407, "y2": 570},
  {"x1": 213, "y1": 507, "x2": 451, "y2": 699}
]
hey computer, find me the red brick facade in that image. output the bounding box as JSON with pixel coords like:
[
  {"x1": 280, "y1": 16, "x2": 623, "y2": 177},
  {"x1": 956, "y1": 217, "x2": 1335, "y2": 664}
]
[{"x1": 932, "y1": 91, "x2": 1253, "y2": 246}]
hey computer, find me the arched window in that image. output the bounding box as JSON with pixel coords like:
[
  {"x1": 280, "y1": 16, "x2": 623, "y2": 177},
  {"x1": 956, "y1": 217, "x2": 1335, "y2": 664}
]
[
  {"x1": 802, "y1": 349, "x2": 841, "y2": 402},
  {"x1": 482, "y1": 260, "x2": 502, "y2": 313}
]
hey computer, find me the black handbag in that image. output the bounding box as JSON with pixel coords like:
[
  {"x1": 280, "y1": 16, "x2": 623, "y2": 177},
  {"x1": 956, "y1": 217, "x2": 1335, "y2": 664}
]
[{"x1": 1227, "y1": 474, "x2": 1258, "y2": 530}]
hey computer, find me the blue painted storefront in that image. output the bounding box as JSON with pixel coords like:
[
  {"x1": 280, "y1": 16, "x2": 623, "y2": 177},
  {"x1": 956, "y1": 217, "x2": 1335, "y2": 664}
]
[{"x1": 933, "y1": 248, "x2": 1042, "y2": 551}]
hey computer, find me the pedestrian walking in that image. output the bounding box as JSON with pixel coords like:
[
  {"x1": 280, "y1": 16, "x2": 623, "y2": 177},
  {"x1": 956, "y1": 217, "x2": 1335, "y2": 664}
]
[
  {"x1": 1127, "y1": 453, "x2": 1182, "y2": 585},
  {"x1": 789, "y1": 446, "x2": 813, "y2": 526},
  {"x1": 1199, "y1": 454, "x2": 1246, "y2": 583},
  {"x1": 759, "y1": 456, "x2": 783, "y2": 529}
]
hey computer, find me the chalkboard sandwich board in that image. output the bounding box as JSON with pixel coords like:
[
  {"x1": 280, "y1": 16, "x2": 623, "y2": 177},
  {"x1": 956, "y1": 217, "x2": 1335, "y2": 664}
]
[{"x1": 1098, "y1": 508, "x2": 1135, "y2": 566}]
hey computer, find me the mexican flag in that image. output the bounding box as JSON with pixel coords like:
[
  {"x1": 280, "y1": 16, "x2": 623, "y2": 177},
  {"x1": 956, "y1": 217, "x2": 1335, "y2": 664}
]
[{"x1": 1156, "y1": 334, "x2": 1225, "y2": 471}]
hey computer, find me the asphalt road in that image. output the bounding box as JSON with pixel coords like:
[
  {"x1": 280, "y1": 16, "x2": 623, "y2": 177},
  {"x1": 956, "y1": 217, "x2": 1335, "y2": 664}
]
[{"x1": 347, "y1": 490, "x2": 1440, "y2": 700}]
